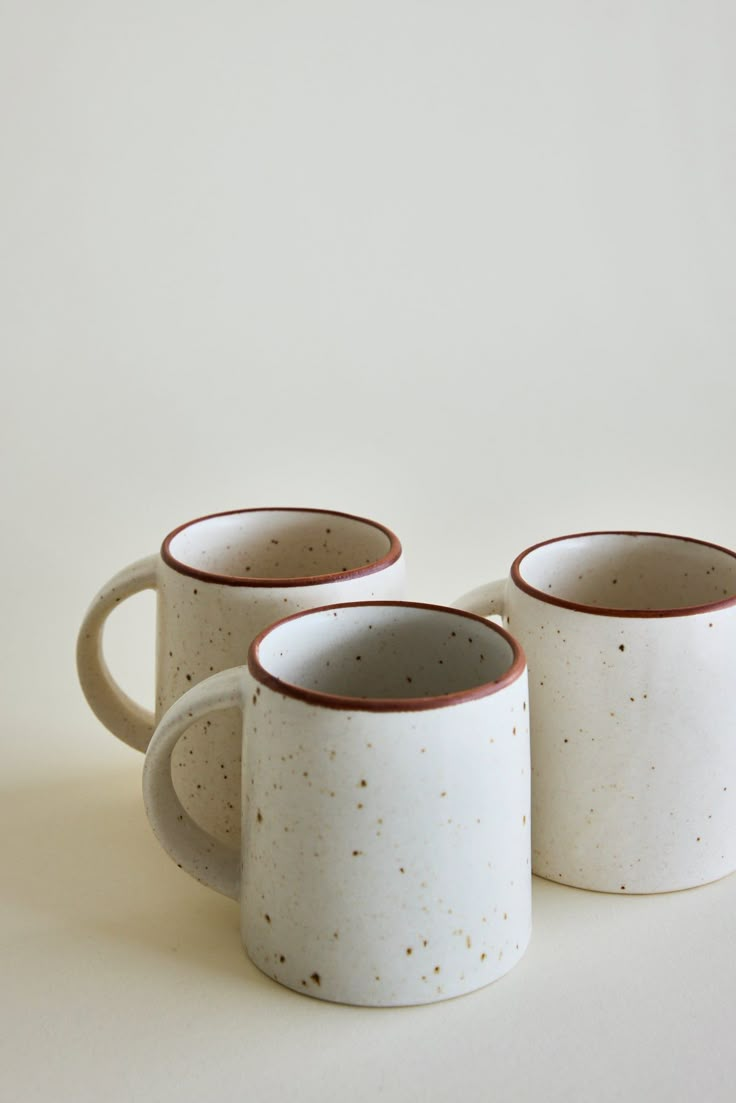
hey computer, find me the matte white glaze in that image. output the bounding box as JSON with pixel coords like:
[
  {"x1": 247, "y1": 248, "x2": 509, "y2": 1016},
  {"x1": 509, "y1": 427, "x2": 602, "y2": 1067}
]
[
  {"x1": 143, "y1": 602, "x2": 532, "y2": 1007},
  {"x1": 455, "y1": 531, "x2": 736, "y2": 893},
  {"x1": 77, "y1": 508, "x2": 405, "y2": 842}
]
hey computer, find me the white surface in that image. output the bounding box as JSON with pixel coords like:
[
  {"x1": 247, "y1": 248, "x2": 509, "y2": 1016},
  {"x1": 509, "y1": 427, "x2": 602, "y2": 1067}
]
[{"x1": 2, "y1": 1, "x2": 735, "y2": 1099}]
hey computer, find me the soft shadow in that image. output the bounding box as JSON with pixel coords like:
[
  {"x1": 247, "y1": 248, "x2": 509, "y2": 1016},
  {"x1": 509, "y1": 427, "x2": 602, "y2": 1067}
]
[{"x1": 2, "y1": 761, "x2": 275, "y2": 994}]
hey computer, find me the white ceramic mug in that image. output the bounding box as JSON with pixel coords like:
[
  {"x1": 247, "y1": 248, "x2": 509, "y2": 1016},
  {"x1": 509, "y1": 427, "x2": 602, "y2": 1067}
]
[
  {"x1": 455, "y1": 530, "x2": 736, "y2": 894},
  {"x1": 77, "y1": 507, "x2": 405, "y2": 842},
  {"x1": 142, "y1": 601, "x2": 531, "y2": 1007}
]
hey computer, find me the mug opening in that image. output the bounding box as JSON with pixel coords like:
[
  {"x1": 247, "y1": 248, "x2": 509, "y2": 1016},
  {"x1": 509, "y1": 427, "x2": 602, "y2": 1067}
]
[
  {"x1": 513, "y1": 531, "x2": 736, "y2": 617},
  {"x1": 249, "y1": 601, "x2": 526, "y2": 711},
  {"x1": 161, "y1": 508, "x2": 401, "y2": 587}
]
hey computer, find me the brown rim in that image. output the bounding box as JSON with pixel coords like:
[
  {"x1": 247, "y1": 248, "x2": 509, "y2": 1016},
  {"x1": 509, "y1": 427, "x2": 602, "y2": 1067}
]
[
  {"x1": 511, "y1": 530, "x2": 736, "y2": 618},
  {"x1": 160, "y1": 507, "x2": 402, "y2": 587},
  {"x1": 247, "y1": 601, "x2": 527, "y2": 712}
]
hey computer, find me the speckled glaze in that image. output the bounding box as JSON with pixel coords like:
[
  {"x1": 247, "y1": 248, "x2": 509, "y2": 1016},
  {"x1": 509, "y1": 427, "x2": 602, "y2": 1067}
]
[
  {"x1": 143, "y1": 602, "x2": 531, "y2": 1007},
  {"x1": 455, "y1": 531, "x2": 736, "y2": 893},
  {"x1": 77, "y1": 508, "x2": 405, "y2": 842}
]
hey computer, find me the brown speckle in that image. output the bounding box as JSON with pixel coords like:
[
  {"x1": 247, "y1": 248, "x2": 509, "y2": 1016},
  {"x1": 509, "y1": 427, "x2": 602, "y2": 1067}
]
[
  {"x1": 620, "y1": 885, "x2": 626, "y2": 891},
  {"x1": 359, "y1": 779, "x2": 367, "y2": 787},
  {"x1": 186, "y1": 674, "x2": 192, "y2": 682},
  {"x1": 406, "y1": 947, "x2": 412, "y2": 956},
  {"x1": 434, "y1": 965, "x2": 441, "y2": 974},
  {"x1": 619, "y1": 644, "x2": 625, "y2": 652},
  {"x1": 256, "y1": 810, "x2": 263, "y2": 823},
  {"x1": 352, "y1": 850, "x2": 363, "y2": 857},
  {"x1": 310, "y1": 972, "x2": 321, "y2": 986},
  {"x1": 279, "y1": 955, "x2": 286, "y2": 963},
  {"x1": 522, "y1": 814, "x2": 527, "y2": 824},
  {"x1": 264, "y1": 914, "x2": 271, "y2": 923}
]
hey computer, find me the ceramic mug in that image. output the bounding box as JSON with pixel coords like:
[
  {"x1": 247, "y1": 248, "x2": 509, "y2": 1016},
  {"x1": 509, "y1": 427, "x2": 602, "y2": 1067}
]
[
  {"x1": 455, "y1": 530, "x2": 736, "y2": 894},
  {"x1": 77, "y1": 507, "x2": 405, "y2": 842},
  {"x1": 142, "y1": 601, "x2": 531, "y2": 1007}
]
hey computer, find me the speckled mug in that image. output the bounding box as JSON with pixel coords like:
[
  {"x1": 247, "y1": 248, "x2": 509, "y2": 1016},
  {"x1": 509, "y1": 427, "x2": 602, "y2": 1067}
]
[
  {"x1": 142, "y1": 601, "x2": 531, "y2": 1007},
  {"x1": 77, "y1": 508, "x2": 405, "y2": 842},
  {"x1": 455, "y1": 531, "x2": 736, "y2": 894}
]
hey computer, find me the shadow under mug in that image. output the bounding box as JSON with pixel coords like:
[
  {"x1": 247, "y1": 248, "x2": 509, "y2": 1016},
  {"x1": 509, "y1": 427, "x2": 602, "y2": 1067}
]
[
  {"x1": 77, "y1": 507, "x2": 405, "y2": 842},
  {"x1": 142, "y1": 601, "x2": 531, "y2": 1007},
  {"x1": 455, "y1": 530, "x2": 736, "y2": 893}
]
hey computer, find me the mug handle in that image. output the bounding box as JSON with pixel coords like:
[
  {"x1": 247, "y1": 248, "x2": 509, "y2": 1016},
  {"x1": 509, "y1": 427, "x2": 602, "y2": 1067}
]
[
  {"x1": 452, "y1": 578, "x2": 507, "y2": 618},
  {"x1": 76, "y1": 556, "x2": 159, "y2": 752},
  {"x1": 142, "y1": 668, "x2": 245, "y2": 901}
]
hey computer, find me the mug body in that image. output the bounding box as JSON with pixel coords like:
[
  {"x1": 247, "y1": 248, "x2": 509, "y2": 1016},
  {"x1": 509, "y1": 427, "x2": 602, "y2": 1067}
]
[
  {"x1": 501, "y1": 531, "x2": 736, "y2": 892},
  {"x1": 155, "y1": 509, "x2": 405, "y2": 842},
  {"x1": 239, "y1": 602, "x2": 531, "y2": 1007}
]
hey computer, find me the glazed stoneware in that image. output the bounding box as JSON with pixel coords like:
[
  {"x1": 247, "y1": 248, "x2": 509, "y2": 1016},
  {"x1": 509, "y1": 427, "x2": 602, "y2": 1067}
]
[
  {"x1": 455, "y1": 531, "x2": 736, "y2": 894},
  {"x1": 77, "y1": 508, "x2": 405, "y2": 842},
  {"x1": 142, "y1": 601, "x2": 532, "y2": 1007}
]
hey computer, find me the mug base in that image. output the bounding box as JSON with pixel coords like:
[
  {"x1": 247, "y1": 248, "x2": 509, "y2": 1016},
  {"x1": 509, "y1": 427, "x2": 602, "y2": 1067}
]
[
  {"x1": 244, "y1": 925, "x2": 533, "y2": 1008},
  {"x1": 533, "y1": 863, "x2": 736, "y2": 895}
]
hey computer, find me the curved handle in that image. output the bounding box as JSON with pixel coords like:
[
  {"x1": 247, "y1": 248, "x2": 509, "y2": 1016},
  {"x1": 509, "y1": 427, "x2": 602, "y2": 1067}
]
[
  {"x1": 142, "y1": 667, "x2": 246, "y2": 900},
  {"x1": 76, "y1": 556, "x2": 158, "y2": 752},
  {"x1": 452, "y1": 577, "x2": 507, "y2": 618}
]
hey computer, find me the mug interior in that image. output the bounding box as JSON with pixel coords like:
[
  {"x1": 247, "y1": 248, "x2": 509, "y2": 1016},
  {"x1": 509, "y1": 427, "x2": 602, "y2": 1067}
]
[
  {"x1": 515, "y1": 532, "x2": 736, "y2": 614},
  {"x1": 163, "y1": 508, "x2": 399, "y2": 585},
  {"x1": 251, "y1": 602, "x2": 524, "y2": 708}
]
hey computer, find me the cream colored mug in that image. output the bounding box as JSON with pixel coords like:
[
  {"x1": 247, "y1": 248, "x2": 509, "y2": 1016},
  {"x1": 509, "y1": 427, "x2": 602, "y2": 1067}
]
[
  {"x1": 143, "y1": 601, "x2": 531, "y2": 1006},
  {"x1": 77, "y1": 507, "x2": 405, "y2": 841},
  {"x1": 455, "y1": 530, "x2": 736, "y2": 893}
]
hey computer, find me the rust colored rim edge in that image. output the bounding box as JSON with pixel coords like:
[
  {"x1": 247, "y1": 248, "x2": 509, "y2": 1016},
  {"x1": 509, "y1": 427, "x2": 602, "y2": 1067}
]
[
  {"x1": 160, "y1": 507, "x2": 402, "y2": 587},
  {"x1": 511, "y1": 530, "x2": 736, "y2": 618},
  {"x1": 248, "y1": 601, "x2": 527, "y2": 712}
]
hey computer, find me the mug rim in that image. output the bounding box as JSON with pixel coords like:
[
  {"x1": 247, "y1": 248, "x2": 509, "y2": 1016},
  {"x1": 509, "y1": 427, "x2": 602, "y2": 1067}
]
[
  {"x1": 248, "y1": 600, "x2": 527, "y2": 712},
  {"x1": 161, "y1": 507, "x2": 402, "y2": 587},
  {"x1": 511, "y1": 530, "x2": 736, "y2": 618}
]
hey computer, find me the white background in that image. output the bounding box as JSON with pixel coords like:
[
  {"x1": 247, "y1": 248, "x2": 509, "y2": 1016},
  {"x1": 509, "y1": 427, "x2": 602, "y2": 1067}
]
[{"x1": 2, "y1": 2, "x2": 735, "y2": 1100}]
